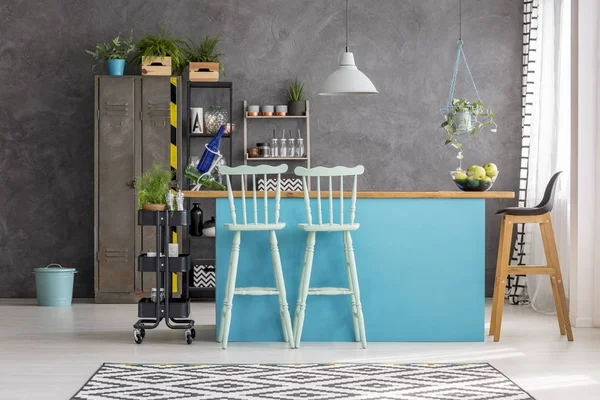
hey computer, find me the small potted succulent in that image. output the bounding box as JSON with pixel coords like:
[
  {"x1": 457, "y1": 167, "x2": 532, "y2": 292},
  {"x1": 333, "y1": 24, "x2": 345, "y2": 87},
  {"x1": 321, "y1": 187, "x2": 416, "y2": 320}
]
[
  {"x1": 185, "y1": 35, "x2": 225, "y2": 82},
  {"x1": 86, "y1": 32, "x2": 135, "y2": 76},
  {"x1": 134, "y1": 26, "x2": 186, "y2": 76},
  {"x1": 137, "y1": 163, "x2": 173, "y2": 211},
  {"x1": 441, "y1": 98, "x2": 497, "y2": 148},
  {"x1": 286, "y1": 79, "x2": 306, "y2": 116}
]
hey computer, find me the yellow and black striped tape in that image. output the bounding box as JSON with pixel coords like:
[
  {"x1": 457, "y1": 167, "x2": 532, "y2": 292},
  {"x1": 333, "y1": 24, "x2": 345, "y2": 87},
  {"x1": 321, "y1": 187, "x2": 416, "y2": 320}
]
[{"x1": 170, "y1": 77, "x2": 178, "y2": 293}]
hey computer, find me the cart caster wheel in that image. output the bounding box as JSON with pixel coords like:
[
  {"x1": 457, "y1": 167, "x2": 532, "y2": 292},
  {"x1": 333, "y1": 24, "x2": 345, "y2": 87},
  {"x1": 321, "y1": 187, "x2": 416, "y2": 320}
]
[
  {"x1": 185, "y1": 330, "x2": 193, "y2": 345},
  {"x1": 190, "y1": 328, "x2": 196, "y2": 339},
  {"x1": 140, "y1": 329, "x2": 146, "y2": 338},
  {"x1": 134, "y1": 329, "x2": 144, "y2": 344}
]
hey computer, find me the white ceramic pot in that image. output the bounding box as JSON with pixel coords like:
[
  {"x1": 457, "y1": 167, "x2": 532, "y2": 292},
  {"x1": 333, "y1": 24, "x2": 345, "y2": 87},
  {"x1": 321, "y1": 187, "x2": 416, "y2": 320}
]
[
  {"x1": 247, "y1": 105, "x2": 259, "y2": 113},
  {"x1": 202, "y1": 226, "x2": 216, "y2": 237},
  {"x1": 275, "y1": 105, "x2": 288, "y2": 113}
]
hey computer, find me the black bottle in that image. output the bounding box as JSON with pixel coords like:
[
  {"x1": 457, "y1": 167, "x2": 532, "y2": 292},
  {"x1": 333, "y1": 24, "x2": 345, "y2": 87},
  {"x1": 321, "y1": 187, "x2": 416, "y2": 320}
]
[{"x1": 190, "y1": 203, "x2": 203, "y2": 236}]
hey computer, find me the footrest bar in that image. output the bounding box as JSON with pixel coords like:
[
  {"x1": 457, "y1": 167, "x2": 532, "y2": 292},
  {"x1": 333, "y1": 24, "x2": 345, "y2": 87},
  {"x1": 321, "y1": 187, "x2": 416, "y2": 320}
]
[
  {"x1": 308, "y1": 287, "x2": 353, "y2": 296},
  {"x1": 234, "y1": 287, "x2": 280, "y2": 295}
]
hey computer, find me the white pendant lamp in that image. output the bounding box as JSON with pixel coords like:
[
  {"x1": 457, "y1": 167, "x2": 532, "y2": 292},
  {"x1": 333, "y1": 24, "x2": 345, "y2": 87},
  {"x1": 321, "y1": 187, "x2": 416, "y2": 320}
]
[{"x1": 319, "y1": 0, "x2": 378, "y2": 96}]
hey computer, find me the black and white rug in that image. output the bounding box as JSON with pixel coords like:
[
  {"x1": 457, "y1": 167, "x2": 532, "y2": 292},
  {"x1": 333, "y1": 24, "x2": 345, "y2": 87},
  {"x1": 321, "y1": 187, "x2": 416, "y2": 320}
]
[{"x1": 73, "y1": 363, "x2": 534, "y2": 400}]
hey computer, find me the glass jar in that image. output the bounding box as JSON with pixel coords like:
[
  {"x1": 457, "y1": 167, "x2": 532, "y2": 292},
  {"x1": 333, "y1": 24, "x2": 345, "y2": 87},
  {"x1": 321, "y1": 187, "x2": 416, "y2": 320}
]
[
  {"x1": 204, "y1": 106, "x2": 229, "y2": 135},
  {"x1": 271, "y1": 138, "x2": 279, "y2": 158},
  {"x1": 296, "y1": 138, "x2": 305, "y2": 157},
  {"x1": 257, "y1": 143, "x2": 271, "y2": 158}
]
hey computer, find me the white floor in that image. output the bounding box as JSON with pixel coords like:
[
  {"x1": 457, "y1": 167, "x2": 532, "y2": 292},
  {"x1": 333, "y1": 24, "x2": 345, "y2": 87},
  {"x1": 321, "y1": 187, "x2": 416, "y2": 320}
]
[{"x1": 0, "y1": 300, "x2": 599, "y2": 400}]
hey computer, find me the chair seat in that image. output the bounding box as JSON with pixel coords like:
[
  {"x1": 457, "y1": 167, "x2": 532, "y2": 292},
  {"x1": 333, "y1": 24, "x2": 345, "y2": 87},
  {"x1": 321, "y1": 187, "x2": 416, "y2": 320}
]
[
  {"x1": 298, "y1": 223, "x2": 360, "y2": 232},
  {"x1": 495, "y1": 206, "x2": 548, "y2": 216},
  {"x1": 224, "y1": 223, "x2": 286, "y2": 231}
]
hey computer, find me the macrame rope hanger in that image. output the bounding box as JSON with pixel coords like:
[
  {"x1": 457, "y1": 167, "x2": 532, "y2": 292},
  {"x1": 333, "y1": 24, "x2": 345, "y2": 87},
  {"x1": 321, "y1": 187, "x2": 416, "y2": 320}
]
[{"x1": 443, "y1": 0, "x2": 481, "y2": 112}]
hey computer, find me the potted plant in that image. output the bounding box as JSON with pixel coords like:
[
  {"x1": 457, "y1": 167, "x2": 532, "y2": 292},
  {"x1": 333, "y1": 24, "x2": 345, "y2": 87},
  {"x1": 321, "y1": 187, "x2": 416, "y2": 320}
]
[
  {"x1": 137, "y1": 163, "x2": 173, "y2": 211},
  {"x1": 185, "y1": 35, "x2": 225, "y2": 82},
  {"x1": 134, "y1": 26, "x2": 186, "y2": 76},
  {"x1": 86, "y1": 32, "x2": 135, "y2": 76},
  {"x1": 441, "y1": 98, "x2": 497, "y2": 148},
  {"x1": 286, "y1": 79, "x2": 306, "y2": 116}
]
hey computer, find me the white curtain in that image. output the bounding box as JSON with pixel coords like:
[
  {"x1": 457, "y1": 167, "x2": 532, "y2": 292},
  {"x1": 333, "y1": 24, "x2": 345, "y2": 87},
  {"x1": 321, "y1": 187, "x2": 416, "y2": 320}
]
[{"x1": 525, "y1": 0, "x2": 571, "y2": 314}]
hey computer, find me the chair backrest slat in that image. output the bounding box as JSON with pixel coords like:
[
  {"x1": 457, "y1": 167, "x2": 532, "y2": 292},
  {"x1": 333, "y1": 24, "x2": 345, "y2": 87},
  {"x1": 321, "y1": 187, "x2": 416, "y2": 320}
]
[
  {"x1": 317, "y1": 177, "x2": 322, "y2": 225},
  {"x1": 328, "y1": 176, "x2": 333, "y2": 224},
  {"x1": 252, "y1": 174, "x2": 258, "y2": 224},
  {"x1": 340, "y1": 175, "x2": 344, "y2": 224},
  {"x1": 219, "y1": 164, "x2": 289, "y2": 226},
  {"x1": 240, "y1": 174, "x2": 247, "y2": 224},
  {"x1": 263, "y1": 173, "x2": 268, "y2": 224},
  {"x1": 295, "y1": 165, "x2": 365, "y2": 227},
  {"x1": 225, "y1": 174, "x2": 236, "y2": 225},
  {"x1": 302, "y1": 176, "x2": 312, "y2": 225}
]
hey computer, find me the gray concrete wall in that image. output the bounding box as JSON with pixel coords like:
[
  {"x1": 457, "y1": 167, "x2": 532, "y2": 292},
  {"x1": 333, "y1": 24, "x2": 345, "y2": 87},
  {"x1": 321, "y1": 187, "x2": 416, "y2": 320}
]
[{"x1": 0, "y1": 0, "x2": 521, "y2": 298}]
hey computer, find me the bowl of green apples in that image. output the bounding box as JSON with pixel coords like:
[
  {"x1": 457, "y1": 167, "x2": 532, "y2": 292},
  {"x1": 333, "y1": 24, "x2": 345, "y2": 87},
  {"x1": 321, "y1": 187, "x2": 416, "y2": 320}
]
[{"x1": 451, "y1": 163, "x2": 498, "y2": 192}]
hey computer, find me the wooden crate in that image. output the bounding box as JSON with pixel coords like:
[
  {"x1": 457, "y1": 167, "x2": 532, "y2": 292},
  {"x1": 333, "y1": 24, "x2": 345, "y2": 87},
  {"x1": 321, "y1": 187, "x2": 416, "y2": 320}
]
[
  {"x1": 141, "y1": 56, "x2": 172, "y2": 76},
  {"x1": 189, "y1": 62, "x2": 219, "y2": 82}
]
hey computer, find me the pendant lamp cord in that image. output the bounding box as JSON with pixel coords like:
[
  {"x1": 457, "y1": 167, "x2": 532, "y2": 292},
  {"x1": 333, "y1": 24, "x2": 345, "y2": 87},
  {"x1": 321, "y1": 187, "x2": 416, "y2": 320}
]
[
  {"x1": 459, "y1": 0, "x2": 462, "y2": 41},
  {"x1": 346, "y1": 0, "x2": 349, "y2": 52}
]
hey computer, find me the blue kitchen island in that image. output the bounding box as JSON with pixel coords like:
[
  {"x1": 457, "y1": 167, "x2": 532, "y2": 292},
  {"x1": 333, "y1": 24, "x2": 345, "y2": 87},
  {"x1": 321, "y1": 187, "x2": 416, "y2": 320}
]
[{"x1": 185, "y1": 190, "x2": 514, "y2": 343}]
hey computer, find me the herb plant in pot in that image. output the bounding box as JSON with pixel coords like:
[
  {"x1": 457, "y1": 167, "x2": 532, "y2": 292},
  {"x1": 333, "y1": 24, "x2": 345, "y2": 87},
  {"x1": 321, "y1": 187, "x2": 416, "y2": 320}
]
[
  {"x1": 86, "y1": 32, "x2": 135, "y2": 76},
  {"x1": 185, "y1": 35, "x2": 225, "y2": 82},
  {"x1": 137, "y1": 163, "x2": 173, "y2": 211},
  {"x1": 134, "y1": 26, "x2": 186, "y2": 76},
  {"x1": 441, "y1": 98, "x2": 497, "y2": 148},
  {"x1": 286, "y1": 79, "x2": 306, "y2": 116}
]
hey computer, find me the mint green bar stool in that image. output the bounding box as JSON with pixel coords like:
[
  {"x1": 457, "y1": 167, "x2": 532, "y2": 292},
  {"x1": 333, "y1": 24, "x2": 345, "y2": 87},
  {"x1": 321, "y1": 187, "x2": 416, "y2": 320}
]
[
  {"x1": 293, "y1": 165, "x2": 367, "y2": 349},
  {"x1": 217, "y1": 164, "x2": 294, "y2": 349}
]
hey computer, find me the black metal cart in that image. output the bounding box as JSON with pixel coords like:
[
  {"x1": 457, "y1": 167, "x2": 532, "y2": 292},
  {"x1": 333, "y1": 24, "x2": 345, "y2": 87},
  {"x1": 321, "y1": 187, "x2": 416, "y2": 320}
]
[{"x1": 133, "y1": 210, "x2": 195, "y2": 344}]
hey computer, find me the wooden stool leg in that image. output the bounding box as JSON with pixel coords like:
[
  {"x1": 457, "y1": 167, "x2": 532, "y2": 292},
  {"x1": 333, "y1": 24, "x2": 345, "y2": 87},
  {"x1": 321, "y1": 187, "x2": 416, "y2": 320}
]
[
  {"x1": 345, "y1": 231, "x2": 367, "y2": 349},
  {"x1": 490, "y1": 216, "x2": 507, "y2": 336},
  {"x1": 219, "y1": 231, "x2": 241, "y2": 349},
  {"x1": 540, "y1": 216, "x2": 573, "y2": 341},
  {"x1": 343, "y1": 231, "x2": 360, "y2": 342},
  {"x1": 493, "y1": 216, "x2": 513, "y2": 342},
  {"x1": 293, "y1": 231, "x2": 316, "y2": 349},
  {"x1": 270, "y1": 231, "x2": 295, "y2": 349}
]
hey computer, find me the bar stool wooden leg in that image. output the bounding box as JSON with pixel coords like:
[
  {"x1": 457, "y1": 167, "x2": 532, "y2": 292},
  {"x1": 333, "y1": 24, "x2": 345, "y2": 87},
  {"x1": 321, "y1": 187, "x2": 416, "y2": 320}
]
[
  {"x1": 489, "y1": 216, "x2": 507, "y2": 336},
  {"x1": 270, "y1": 231, "x2": 295, "y2": 348},
  {"x1": 540, "y1": 216, "x2": 573, "y2": 341},
  {"x1": 293, "y1": 231, "x2": 316, "y2": 349},
  {"x1": 219, "y1": 231, "x2": 241, "y2": 349},
  {"x1": 343, "y1": 231, "x2": 361, "y2": 342},
  {"x1": 345, "y1": 231, "x2": 367, "y2": 349},
  {"x1": 493, "y1": 216, "x2": 513, "y2": 342}
]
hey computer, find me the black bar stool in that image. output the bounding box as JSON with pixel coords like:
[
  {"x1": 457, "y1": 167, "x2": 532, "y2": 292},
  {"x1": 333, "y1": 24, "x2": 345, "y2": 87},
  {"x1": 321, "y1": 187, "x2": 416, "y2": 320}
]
[{"x1": 490, "y1": 171, "x2": 573, "y2": 342}]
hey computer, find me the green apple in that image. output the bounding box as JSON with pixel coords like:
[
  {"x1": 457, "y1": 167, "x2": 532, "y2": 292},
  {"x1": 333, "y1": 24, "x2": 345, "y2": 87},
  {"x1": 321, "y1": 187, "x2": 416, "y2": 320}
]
[
  {"x1": 467, "y1": 165, "x2": 486, "y2": 179},
  {"x1": 454, "y1": 172, "x2": 468, "y2": 182},
  {"x1": 482, "y1": 176, "x2": 492, "y2": 183},
  {"x1": 483, "y1": 163, "x2": 498, "y2": 177},
  {"x1": 467, "y1": 176, "x2": 480, "y2": 188}
]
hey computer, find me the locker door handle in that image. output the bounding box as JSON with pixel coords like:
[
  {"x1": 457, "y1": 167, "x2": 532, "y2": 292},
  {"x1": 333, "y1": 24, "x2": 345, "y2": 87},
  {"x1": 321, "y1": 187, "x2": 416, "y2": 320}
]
[{"x1": 126, "y1": 179, "x2": 136, "y2": 189}]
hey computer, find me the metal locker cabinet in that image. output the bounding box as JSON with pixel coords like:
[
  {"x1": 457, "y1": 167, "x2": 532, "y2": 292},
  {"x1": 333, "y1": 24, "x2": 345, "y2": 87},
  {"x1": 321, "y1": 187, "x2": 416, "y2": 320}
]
[
  {"x1": 94, "y1": 76, "x2": 180, "y2": 303},
  {"x1": 94, "y1": 76, "x2": 138, "y2": 303}
]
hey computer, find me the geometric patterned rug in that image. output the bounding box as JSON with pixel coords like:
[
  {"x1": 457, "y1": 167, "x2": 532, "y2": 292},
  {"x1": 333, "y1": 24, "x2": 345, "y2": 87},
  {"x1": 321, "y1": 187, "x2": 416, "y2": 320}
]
[{"x1": 72, "y1": 363, "x2": 535, "y2": 400}]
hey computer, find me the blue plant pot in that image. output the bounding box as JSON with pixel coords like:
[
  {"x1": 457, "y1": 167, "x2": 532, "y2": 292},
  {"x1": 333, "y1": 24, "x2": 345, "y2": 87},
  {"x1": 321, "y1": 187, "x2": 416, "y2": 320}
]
[{"x1": 107, "y1": 59, "x2": 126, "y2": 76}]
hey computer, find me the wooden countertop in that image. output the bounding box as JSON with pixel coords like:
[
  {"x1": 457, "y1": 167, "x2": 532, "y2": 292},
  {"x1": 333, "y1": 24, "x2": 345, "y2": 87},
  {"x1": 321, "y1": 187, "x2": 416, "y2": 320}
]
[{"x1": 183, "y1": 191, "x2": 515, "y2": 199}]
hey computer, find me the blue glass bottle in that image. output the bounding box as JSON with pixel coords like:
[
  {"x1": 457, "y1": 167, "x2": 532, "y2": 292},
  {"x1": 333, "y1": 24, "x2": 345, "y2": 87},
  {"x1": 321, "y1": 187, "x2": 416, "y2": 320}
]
[{"x1": 197, "y1": 125, "x2": 225, "y2": 173}]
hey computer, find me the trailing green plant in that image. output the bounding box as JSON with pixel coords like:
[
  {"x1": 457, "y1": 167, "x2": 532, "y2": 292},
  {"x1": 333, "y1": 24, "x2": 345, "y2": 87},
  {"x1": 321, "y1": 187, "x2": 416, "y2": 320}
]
[
  {"x1": 86, "y1": 32, "x2": 135, "y2": 71},
  {"x1": 286, "y1": 79, "x2": 305, "y2": 102},
  {"x1": 184, "y1": 35, "x2": 225, "y2": 74},
  {"x1": 137, "y1": 163, "x2": 173, "y2": 209},
  {"x1": 133, "y1": 26, "x2": 187, "y2": 74},
  {"x1": 441, "y1": 98, "x2": 497, "y2": 148}
]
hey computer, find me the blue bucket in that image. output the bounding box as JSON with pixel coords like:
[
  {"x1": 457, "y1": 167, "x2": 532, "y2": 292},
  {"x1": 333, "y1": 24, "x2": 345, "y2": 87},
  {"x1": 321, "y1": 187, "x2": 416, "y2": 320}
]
[
  {"x1": 34, "y1": 264, "x2": 77, "y2": 307},
  {"x1": 107, "y1": 59, "x2": 126, "y2": 76}
]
